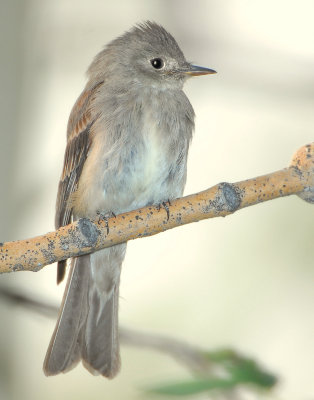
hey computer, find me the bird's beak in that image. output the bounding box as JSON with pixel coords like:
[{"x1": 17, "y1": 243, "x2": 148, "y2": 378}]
[{"x1": 183, "y1": 64, "x2": 217, "y2": 76}]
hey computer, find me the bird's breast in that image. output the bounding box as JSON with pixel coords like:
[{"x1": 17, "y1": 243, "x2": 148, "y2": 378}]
[
  {"x1": 124, "y1": 115, "x2": 172, "y2": 204},
  {"x1": 101, "y1": 110, "x2": 186, "y2": 213}
]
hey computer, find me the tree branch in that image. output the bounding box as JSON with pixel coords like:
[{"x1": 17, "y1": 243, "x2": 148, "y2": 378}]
[
  {"x1": 0, "y1": 287, "x2": 272, "y2": 381},
  {"x1": 0, "y1": 143, "x2": 313, "y2": 274},
  {"x1": 0, "y1": 287, "x2": 209, "y2": 372}
]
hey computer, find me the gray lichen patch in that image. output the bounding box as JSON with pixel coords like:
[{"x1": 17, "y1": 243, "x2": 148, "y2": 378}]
[
  {"x1": 41, "y1": 248, "x2": 57, "y2": 265},
  {"x1": 219, "y1": 182, "x2": 242, "y2": 211},
  {"x1": 76, "y1": 218, "x2": 100, "y2": 248},
  {"x1": 205, "y1": 182, "x2": 242, "y2": 214},
  {"x1": 11, "y1": 264, "x2": 24, "y2": 272}
]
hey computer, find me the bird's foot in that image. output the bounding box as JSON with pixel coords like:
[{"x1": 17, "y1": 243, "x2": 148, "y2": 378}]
[
  {"x1": 157, "y1": 200, "x2": 171, "y2": 221},
  {"x1": 96, "y1": 211, "x2": 116, "y2": 234}
]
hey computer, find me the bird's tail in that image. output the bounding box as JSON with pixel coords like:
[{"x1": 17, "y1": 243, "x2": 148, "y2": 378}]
[{"x1": 43, "y1": 246, "x2": 124, "y2": 378}]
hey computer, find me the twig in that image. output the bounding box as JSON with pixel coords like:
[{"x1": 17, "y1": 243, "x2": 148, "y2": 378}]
[
  {"x1": 0, "y1": 287, "x2": 211, "y2": 374},
  {"x1": 0, "y1": 143, "x2": 313, "y2": 274},
  {"x1": 120, "y1": 327, "x2": 211, "y2": 375}
]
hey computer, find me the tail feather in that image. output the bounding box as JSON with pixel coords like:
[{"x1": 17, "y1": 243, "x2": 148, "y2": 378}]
[
  {"x1": 82, "y1": 283, "x2": 120, "y2": 377},
  {"x1": 43, "y1": 248, "x2": 123, "y2": 378},
  {"x1": 43, "y1": 255, "x2": 90, "y2": 375}
]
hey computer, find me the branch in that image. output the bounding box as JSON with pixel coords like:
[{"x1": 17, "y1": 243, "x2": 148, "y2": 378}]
[
  {"x1": 0, "y1": 287, "x2": 208, "y2": 372},
  {"x1": 120, "y1": 327, "x2": 211, "y2": 375},
  {"x1": 0, "y1": 287, "x2": 274, "y2": 383},
  {"x1": 0, "y1": 143, "x2": 313, "y2": 274},
  {"x1": 0, "y1": 287, "x2": 207, "y2": 373}
]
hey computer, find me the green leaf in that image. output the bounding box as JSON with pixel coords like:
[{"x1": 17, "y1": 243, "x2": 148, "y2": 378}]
[
  {"x1": 146, "y1": 348, "x2": 277, "y2": 397},
  {"x1": 228, "y1": 359, "x2": 276, "y2": 388},
  {"x1": 204, "y1": 348, "x2": 277, "y2": 388}
]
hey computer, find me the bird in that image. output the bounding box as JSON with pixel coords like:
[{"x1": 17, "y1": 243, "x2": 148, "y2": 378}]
[{"x1": 43, "y1": 21, "x2": 216, "y2": 379}]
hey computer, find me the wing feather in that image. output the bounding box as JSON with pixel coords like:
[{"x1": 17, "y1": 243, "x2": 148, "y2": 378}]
[{"x1": 56, "y1": 81, "x2": 104, "y2": 283}]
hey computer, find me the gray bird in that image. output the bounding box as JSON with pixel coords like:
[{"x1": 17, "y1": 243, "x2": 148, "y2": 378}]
[{"x1": 43, "y1": 21, "x2": 216, "y2": 378}]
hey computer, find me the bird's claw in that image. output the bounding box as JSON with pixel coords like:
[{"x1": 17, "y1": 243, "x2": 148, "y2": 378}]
[
  {"x1": 96, "y1": 211, "x2": 116, "y2": 234},
  {"x1": 157, "y1": 200, "x2": 171, "y2": 221}
]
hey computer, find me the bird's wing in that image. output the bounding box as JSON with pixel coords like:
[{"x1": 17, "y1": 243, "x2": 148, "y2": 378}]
[{"x1": 56, "y1": 81, "x2": 104, "y2": 283}]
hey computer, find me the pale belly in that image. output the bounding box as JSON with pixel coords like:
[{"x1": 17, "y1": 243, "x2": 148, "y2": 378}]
[
  {"x1": 103, "y1": 127, "x2": 184, "y2": 213},
  {"x1": 74, "y1": 119, "x2": 187, "y2": 218}
]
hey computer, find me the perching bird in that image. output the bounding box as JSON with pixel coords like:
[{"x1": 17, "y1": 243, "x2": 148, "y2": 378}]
[{"x1": 43, "y1": 21, "x2": 216, "y2": 378}]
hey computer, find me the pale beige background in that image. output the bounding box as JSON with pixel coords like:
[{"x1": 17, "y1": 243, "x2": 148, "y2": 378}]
[{"x1": 0, "y1": 1, "x2": 313, "y2": 399}]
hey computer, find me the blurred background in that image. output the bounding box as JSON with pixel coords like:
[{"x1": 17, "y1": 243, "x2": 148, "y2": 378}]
[{"x1": 0, "y1": 0, "x2": 313, "y2": 399}]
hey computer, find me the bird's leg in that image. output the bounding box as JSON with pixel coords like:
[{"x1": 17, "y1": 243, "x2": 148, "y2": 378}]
[
  {"x1": 157, "y1": 200, "x2": 171, "y2": 221},
  {"x1": 96, "y1": 211, "x2": 116, "y2": 234}
]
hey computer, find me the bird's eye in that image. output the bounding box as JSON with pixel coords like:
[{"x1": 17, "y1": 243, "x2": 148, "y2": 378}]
[{"x1": 150, "y1": 58, "x2": 164, "y2": 69}]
